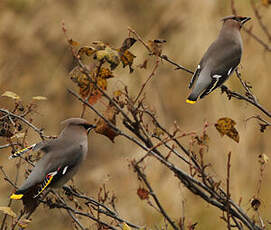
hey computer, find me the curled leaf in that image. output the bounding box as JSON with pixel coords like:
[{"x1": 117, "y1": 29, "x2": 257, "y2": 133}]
[
  {"x1": 95, "y1": 104, "x2": 119, "y2": 142},
  {"x1": 95, "y1": 46, "x2": 120, "y2": 70},
  {"x1": 70, "y1": 66, "x2": 111, "y2": 105},
  {"x1": 148, "y1": 39, "x2": 166, "y2": 56},
  {"x1": 119, "y1": 50, "x2": 136, "y2": 73},
  {"x1": 68, "y1": 39, "x2": 79, "y2": 46},
  {"x1": 215, "y1": 117, "x2": 239, "y2": 143},
  {"x1": 77, "y1": 46, "x2": 97, "y2": 65},
  {"x1": 137, "y1": 187, "x2": 149, "y2": 200},
  {"x1": 2, "y1": 91, "x2": 20, "y2": 100},
  {"x1": 120, "y1": 37, "x2": 137, "y2": 53},
  {"x1": 251, "y1": 198, "x2": 261, "y2": 211},
  {"x1": 0, "y1": 206, "x2": 17, "y2": 217}
]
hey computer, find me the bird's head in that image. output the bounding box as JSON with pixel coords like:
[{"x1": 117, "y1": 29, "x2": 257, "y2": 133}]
[
  {"x1": 61, "y1": 118, "x2": 96, "y2": 134},
  {"x1": 222, "y1": 15, "x2": 251, "y2": 29}
]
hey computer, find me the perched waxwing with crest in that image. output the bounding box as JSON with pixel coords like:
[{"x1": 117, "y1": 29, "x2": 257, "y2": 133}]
[
  {"x1": 186, "y1": 15, "x2": 251, "y2": 104},
  {"x1": 9, "y1": 118, "x2": 95, "y2": 211}
]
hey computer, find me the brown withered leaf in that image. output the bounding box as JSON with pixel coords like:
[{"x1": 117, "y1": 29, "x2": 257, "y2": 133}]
[
  {"x1": 148, "y1": 39, "x2": 166, "y2": 56},
  {"x1": 92, "y1": 41, "x2": 107, "y2": 50},
  {"x1": 262, "y1": 0, "x2": 271, "y2": 6},
  {"x1": 215, "y1": 117, "x2": 239, "y2": 143},
  {"x1": 77, "y1": 46, "x2": 97, "y2": 65},
  {"x1": 95, "y1": 104, "x2": 119, "y2": 142},
  {"x1": 120, "y1": 37, "x2": 137, "y2": 53},
  {"x1": 68, "y1": 39, "x2": 79, "y2": 46},
  {"x1": 70, "y1": 66, "x2": 110, "y2": 105},
  {"x1": 98, "y1": 67, "x2": 114, "y2": 79},
  {"x1": 119, "y1": 50, "x2": 136, "y2": 73},
  {"x1": 137, "y1": 187, "x2": 149, "y2": 200},
  {"x1": 251, "y1": 198, "x2": 261, "y2": 211}
]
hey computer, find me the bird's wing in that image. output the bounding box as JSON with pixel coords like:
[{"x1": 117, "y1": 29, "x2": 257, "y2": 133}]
[
  {"x1": 33, "y1": 164, "x2": 76, "y2": 198},
  {"x1": 9, "y1": 139, "x2": 58, "y2": 159},
  {"x1": 12, "y1": 143, "x2": 84, "y2": 199},
  {"x1": 199, "y1": 55, "x2": 240, "y2": 99},
  {"x1": 189, "y1": 65, "x2": 201, "y2": 89},
  {"x1": 198, "y1": 40, "x2": 241, "y2": 99}
]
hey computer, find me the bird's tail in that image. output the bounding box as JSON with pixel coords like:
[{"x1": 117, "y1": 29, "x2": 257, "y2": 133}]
[
  {"x1": 10, "y1": 191, "x2": 24, "y2": 200},
  {"x1": 186, "y1": 93, "x2": 198, "y2": 104}
]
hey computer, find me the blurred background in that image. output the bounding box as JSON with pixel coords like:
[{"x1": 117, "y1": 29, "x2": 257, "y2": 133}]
[{"x1": 1, "y1": 0, "x2": 271, "y2": 229}]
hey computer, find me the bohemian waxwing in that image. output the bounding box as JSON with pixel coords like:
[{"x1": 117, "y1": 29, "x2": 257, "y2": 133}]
[
  {"x1": 186, "y1": 15, "x2": 251, "y2": 104},
  {"x1": 10, "y1": 118, "x2": 95, "y2": 201}
]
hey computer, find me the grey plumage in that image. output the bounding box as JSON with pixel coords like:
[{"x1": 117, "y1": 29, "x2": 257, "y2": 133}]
[
  {"x1": 186, "y1": 15, "x2": 251, "y2": 104},
  {"x1": 10, "y1": 118, "x2": 95, "y2": 200}
]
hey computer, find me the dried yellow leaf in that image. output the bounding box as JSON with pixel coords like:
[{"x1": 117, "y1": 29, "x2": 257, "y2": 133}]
[
  {"x1": 0, "y1": 206, "x2": 17, "y2": 217},
  {"x1": 96, "y1": 46, "x2": 120, "y2": 70},
  {"x1": 119, "y1": 50, "x2": 136, "y2": 73},
  {"x1": 32, "y1": 96, "x2": 47, "y2": 100},
  {"x1": 2, "y1": 91, "x2": 20, "y2": 100},
  {"x1": 215, "y1": 117, "x2": 239, "y2": 143},
  {"x1": 92, "y1": 41, "x2": 107, "y2": 50},
  {"x1": 122, "y1": 223, "x2": 132, "y2": 230},
  {"x1": 11, "y1": 132, "x2": 25, "y2": 139},
  {"x1": 153, "y1": 127, "x2": 164, "y2": 138},
  {"x1": 77, "y1": 46, "x2": 97, "y2": 65},
  {"x1": 259, "y1": 153, "x2": 269, "y2": 164},
  {"x1": 113, "y1": 90, "x2": 122, "y2": 97},
  {"x1": 99, "y1": 67, "x2": 114, "y2": 79},
  {"x1": 18, "y1": 219, "x2": 31, "y2": 229},
  {"x1": 68, "y1": 39, "x2": 79, "y2": 46}
]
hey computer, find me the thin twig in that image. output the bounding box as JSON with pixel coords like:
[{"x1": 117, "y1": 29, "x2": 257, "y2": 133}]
[
  {"x1": 226, "y1": 152, "x2": 232, "y2": 230},
  {"x1": 250, "y1": 0, "x2": 271, "y2": 42},
  {"x1": 0, "y1": 109, "x2": 49, "y2": 140},
  {"x1": 133, "y1": 163, "x2": 179, "y2": 230},
  {"x1": 134, "y1": 58, "x2": 160, "y2": 103}
]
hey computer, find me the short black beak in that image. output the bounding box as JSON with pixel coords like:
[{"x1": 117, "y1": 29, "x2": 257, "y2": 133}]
[
  {"x1": 87, "y1": 125, "x2": 96, "y2": 134},
  {"x1": 86, "y1": 124, "x2": 96, "y2": 134},
  {"x1": 241, "y1": 17, "x2": 251, "y2": 25}
]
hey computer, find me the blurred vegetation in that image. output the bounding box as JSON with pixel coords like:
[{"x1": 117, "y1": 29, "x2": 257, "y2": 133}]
[{"x1": 0, "y1": 0, "x2": 271, "y2": 229}]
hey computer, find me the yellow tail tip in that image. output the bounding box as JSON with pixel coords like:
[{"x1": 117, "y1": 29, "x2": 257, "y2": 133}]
[
  {"x1": 10, "y1": 193, "x2": 23, "y2": 200},
  {"x1": 186, "y1": 99, "x2": 196, "y2": 104}
]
